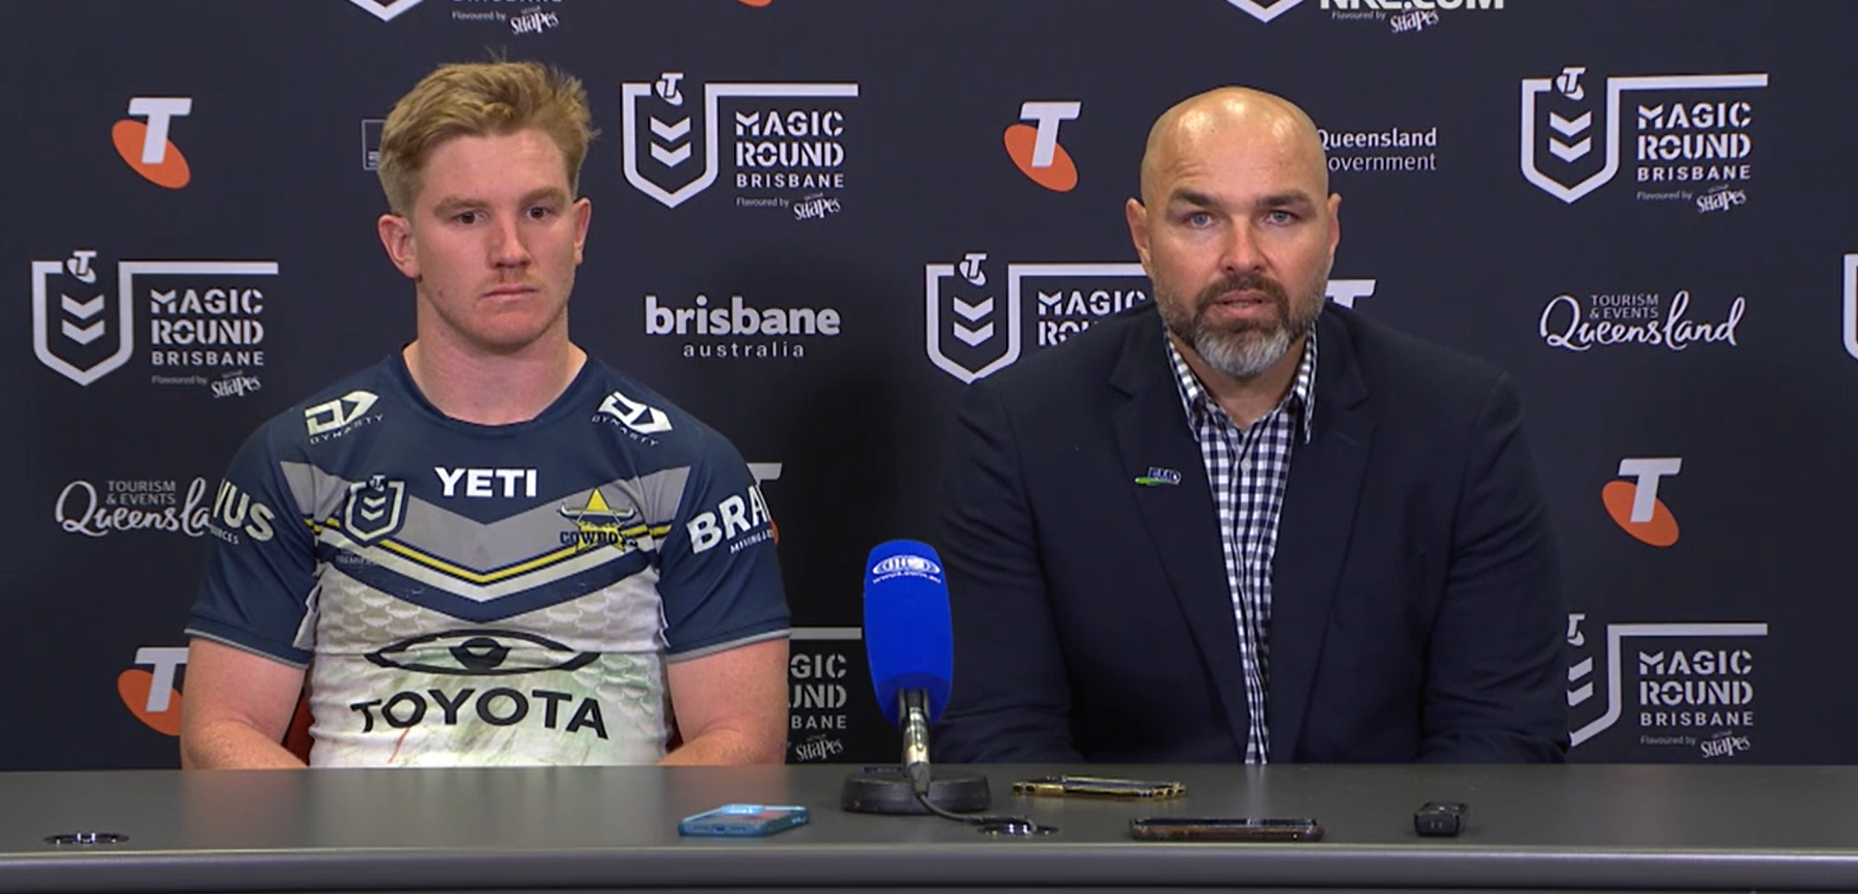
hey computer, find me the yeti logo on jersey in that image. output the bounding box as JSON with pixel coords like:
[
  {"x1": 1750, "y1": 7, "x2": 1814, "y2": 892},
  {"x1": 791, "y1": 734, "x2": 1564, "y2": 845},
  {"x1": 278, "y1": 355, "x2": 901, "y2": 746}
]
[
  {"x1": 598, "y1": 389, "x2": 672, "y2": 435},
  {"x1": 343, "y1": 475, "x2": 407, "y2": 545}
]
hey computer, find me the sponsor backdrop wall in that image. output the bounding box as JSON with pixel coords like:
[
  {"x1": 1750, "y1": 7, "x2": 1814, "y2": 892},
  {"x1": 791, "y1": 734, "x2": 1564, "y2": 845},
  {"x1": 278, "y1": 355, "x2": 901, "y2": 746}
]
[{"x1": 5, "y1": 0, "x2": 1852, "y2": 770}]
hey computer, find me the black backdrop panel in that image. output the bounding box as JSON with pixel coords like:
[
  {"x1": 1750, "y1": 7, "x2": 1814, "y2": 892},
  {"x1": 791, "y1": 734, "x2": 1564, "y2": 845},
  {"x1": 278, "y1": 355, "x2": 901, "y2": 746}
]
[{"x1": 4, "y1": 0, "x2": 1853, "y2": 769}]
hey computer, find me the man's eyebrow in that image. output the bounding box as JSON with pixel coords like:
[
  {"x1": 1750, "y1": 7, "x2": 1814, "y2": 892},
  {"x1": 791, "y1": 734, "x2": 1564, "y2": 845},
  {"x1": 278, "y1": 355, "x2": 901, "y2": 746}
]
[
  {"x1": 1165, "y1": 189, "x2": 1318, "y2": 210},
  {"x1": 428, "y1": 187, "x2": 570, "y2": 217},
  {"x1": 520, "y1": 186, "x2": 571, "y2": 205},
  {"x1": 1166, "y1": 188, "x2": 1222, "y2": 209},
  {"x1": 1258, "y1": 191, "x2": 1317, "y2": 209}
]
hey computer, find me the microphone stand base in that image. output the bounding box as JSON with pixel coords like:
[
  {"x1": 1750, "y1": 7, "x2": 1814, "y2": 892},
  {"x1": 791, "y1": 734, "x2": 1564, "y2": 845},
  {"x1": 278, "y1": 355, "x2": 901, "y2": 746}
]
[{"x1": 840, "y1": 767, "x2": 991, "y2": 815}]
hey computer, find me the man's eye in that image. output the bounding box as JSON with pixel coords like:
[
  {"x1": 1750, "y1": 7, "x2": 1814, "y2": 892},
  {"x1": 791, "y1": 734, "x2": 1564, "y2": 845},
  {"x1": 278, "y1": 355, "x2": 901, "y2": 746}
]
[
  {"x1": 455, "y1": 211, "x2": 479, "y2": 225},
  {"x1": 528, "y1": 206, "x2": 555, "y2": 220},
  {"x1": 1265, "y1": 210, "x2": 1298, "y2": 225},
  {"x1": 1185, "y1": 212, "x2": 1213, "y2": 227}
]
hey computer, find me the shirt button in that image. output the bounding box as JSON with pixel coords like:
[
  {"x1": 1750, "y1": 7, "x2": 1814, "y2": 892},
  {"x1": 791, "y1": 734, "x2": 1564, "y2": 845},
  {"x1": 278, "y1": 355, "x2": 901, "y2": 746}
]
[{"x1": 1239, "y1": 459, "x2": 1253, "y2": 473}]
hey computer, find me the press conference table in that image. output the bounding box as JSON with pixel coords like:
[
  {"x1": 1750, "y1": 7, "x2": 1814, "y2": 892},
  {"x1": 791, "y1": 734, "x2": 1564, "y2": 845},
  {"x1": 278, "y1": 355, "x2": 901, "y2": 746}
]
[{"x1": 5, "y1": 763, "x2": 1858, "y2": 893}]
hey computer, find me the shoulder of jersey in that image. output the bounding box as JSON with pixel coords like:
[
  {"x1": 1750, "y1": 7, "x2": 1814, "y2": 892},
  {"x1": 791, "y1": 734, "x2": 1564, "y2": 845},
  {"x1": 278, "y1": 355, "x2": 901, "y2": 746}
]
[
  {"x1": 581, "y1": 364, "x2": 717, "y2": 451},
  {"x1": 272, "y1": 361, "x2": 400, "y2": 449}
]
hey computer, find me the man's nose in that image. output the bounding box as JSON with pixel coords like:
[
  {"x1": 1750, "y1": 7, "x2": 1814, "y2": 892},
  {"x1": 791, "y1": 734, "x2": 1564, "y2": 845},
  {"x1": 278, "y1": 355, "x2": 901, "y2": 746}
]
[
  {"x1": 489, "y1": 216, "x2": 532, "y2": 267},
  {"x1": 1218, "y1": 222, "x2": 1265, "y2": 275}
]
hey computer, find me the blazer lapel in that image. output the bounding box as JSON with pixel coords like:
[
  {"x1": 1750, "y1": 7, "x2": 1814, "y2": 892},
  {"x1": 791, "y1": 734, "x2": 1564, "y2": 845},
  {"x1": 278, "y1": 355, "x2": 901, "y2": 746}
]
[
  {"x1": 1267, "y1": 310, "x2": 1373, "y2": 761},
  {"x1": 1109, "y1": 315, "x2": 1254, "y2": 756}
]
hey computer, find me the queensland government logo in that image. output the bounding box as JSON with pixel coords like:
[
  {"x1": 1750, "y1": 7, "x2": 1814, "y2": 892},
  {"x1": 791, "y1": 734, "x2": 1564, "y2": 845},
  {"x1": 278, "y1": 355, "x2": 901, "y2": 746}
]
[
  {"x1": 1522, "y1": 65, "x2": 1766, "y2": 208},
  {"x1": 622, "y1": 71, "x2": 857, "y2": 214},
  {"x1": 1566, "y1": 613, "x2": 1765, "y2": 757},
  {"x1": 925, "y1": 253, "x2": 1375, "y2": 383},
  {"x1": 31, "y1": 249, "x2": 278, "y2": 388},
  {"x1": 1320, "y1": 124, "x2": 1439, "y2": 174}
]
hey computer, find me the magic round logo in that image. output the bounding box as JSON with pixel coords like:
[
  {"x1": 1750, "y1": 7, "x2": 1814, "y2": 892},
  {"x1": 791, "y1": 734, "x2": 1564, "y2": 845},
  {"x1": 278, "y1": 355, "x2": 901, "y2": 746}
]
[
  {"x1": 1521, "y1": 65, "x2": 1766, "y2": 211},
  {"x1": 622, "y1": 71, "x2": 858, "y2": 217}
]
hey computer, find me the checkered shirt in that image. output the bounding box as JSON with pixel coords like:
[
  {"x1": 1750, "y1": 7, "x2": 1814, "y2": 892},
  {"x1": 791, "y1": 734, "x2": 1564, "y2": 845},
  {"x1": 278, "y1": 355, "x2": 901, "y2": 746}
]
[{"x1": 1165, "y1": 327, "x2": 1317, "y2": 763}]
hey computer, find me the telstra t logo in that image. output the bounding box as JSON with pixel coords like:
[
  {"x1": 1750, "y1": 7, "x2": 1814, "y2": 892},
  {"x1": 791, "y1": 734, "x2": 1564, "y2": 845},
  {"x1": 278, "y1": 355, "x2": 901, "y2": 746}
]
[
  {"x1": 1602, "y1": 457, "x2": 1681, "y2": 547},
  {"x1": 1005, "y1": 101, "x2": 1081, "y2": 192},
  {"x1": 112, "y1": 97, "x2": 193, "y2": 188}
]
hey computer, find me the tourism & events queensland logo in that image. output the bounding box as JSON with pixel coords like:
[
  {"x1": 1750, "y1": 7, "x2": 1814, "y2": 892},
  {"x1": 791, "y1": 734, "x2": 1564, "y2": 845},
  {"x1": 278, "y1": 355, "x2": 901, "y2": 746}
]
[
  {"x1": 1522, "y1": 65, "x2": 1766, "y2": 211},
  {"x1": 925, "y1": 253, "x2": 1377, "y2": 383},
  {"x1": 1220, "y1": 0, "x2": 1504, "y2": 32},
  {"x1": 622, "y1": 71, "x2": 857, "y2": 218},
  {"x1": 1566, "y1": 612, "x2": 1765, "y2": 759},
  {"x1": 55, "y1": 475, "x2": 213, "y2": 539},
  {"x1": 1538, "y1": 287, "x2": 1744, "y2": 354},
  {"x1": 31, "y1": 249, "x2": 279, "y2": 392}
]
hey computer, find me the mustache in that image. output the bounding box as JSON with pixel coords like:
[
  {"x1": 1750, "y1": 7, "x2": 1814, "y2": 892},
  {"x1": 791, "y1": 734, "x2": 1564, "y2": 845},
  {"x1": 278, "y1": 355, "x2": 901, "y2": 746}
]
[{"x1": 1194, "y1": 273, "x2": 1288, "y2": 312}]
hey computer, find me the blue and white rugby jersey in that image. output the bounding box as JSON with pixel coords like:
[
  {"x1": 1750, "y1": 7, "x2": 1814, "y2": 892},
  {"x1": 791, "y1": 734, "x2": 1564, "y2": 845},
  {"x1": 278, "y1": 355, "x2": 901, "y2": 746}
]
[{"x1": 187, "y1": 355, "x2": 788, "y2": 767}]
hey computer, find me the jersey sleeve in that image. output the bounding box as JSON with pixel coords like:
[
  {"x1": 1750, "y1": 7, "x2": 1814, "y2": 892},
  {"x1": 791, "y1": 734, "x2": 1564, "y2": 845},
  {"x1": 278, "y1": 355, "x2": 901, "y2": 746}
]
[
  {"x1": 655, "y1": 429, "x2": 789, "y2": 659},
  {"x1": 184, "y1": 421, "x2": 319, "y2": 666}
]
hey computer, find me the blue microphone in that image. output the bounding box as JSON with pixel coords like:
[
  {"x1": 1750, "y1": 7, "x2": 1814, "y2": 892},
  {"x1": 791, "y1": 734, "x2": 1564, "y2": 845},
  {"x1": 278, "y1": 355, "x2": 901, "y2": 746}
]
[
  {"x1": 864, "y1": 540, "x2": 953, "y2": 723},
  {"x1": 863, "y1": 540, "x2": 953, "y2": 794},
  {"x1": 842, "y1": 539, "x2": 1011, "y2": 824}
]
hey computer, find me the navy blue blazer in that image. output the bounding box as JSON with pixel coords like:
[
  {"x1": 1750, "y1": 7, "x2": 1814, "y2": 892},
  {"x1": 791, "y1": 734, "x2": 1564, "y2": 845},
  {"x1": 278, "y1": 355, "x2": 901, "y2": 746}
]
[{"x1": 933, "y1": 302, "x2": 1567, "y2": 763}]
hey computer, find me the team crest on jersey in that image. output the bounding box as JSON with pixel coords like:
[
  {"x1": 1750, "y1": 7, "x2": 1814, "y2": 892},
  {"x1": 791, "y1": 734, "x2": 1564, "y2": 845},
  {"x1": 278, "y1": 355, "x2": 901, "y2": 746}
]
[{"x1": 343, "y1": 475, "x2": 407, "y2": 545}]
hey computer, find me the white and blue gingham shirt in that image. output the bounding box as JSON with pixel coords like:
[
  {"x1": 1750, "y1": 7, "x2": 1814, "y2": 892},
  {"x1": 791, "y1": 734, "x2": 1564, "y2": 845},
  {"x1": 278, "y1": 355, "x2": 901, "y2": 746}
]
[{"x1": 1165, "y1": 328, "x2": 1318, "y2": 763}]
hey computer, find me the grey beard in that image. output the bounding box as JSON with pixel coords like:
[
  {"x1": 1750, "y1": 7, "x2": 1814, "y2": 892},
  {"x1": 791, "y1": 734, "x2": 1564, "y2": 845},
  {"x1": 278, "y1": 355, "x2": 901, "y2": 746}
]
[{"x1": 1192, "y1": 323, "x2": 1296, "y2": 379}]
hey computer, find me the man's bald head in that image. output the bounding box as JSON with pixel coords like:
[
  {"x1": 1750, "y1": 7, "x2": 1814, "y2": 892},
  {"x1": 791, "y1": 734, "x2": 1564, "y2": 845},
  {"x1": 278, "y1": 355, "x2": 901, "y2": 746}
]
[{"x1": 1137, "y1": 87, "x2": 1329, "y2": 206}]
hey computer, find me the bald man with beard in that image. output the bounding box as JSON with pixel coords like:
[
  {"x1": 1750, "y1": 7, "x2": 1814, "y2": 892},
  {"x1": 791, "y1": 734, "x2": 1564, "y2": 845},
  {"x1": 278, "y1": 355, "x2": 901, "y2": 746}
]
[{"x1": 933, "y1": 87, "x2": 1567, "y2": 764}]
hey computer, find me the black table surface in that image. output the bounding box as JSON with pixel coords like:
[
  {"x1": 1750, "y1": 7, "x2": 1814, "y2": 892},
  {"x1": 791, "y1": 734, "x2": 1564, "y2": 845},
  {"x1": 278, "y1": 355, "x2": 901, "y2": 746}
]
[{"x1": 6, "y1": 763, "x2": 1858, "y2": 892}]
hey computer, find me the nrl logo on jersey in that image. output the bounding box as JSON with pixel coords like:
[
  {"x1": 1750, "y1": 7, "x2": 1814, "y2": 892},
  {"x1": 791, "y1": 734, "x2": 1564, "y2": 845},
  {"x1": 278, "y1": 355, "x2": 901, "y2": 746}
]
[
  {"x1": 1521, "y1": 65, "x2": 1767, "y2": 205},
  {"x1": 620, "y1": 71, "x2": 858, "y2": 209},
  {"x1": 343, "y1": 475, "x2": 408, "y2": 545}
]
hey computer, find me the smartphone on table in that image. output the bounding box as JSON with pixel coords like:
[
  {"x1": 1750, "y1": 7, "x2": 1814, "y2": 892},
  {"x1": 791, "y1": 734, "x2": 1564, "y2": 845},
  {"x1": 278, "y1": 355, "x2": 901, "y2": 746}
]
[
  {"x1": 1128, "y1": 817, "x2": 1323, "y2": 841},
  {"x1": 1011, "y1": 774, "x2": 1186, "y2": 800},
  {"x1": 678, "y1": 804, "x2": 811, "y2": 837}
]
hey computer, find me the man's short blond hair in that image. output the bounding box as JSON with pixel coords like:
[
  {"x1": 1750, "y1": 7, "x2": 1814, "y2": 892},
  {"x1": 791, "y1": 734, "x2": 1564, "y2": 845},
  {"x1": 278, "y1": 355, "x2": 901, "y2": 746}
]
[{"x1": 376, "y1": 60, "x2": 596, "y2": 216}]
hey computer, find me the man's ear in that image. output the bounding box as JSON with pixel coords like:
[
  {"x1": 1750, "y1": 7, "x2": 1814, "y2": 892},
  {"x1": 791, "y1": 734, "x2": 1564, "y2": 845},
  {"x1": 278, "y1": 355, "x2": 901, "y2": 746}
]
[
  {"x1": 1125, "y1": 197, "x2": 1153, "y2": 272},
  {"x1": 1327, "y1": 192, "x2": 1342, "y2": 255},
  {"x1": 571, "y1": 196, "x2": 592, "y2": 265},
  {"x1": 378, "y1": 213, "x2": 419, "y2": 280}
]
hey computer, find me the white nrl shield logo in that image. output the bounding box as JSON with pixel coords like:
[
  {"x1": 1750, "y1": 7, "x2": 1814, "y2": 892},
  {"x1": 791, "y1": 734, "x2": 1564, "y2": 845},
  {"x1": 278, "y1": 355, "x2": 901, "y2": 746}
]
[
  {"x1": 1843, "y1": 254, "x2": 1858, "y2": 362},
  {"x1": 1564, "y1": 617, "x2": 1766, "y2": 747},
  {"x1": 1521, "y1": 67, "x2": 1768, "y2": 204},
  {"x1": 33, "y1": 255, "x2": 278, "y2": 386},
  {"x1": 1224, "y1": 0, "x2": 1305, "y2": 22},
  {"x1": 343, "y1": 476, "x2": 407, "y2": 545},
  {"x1": 621, "y1": 72, "x2": 857, "y2": 209},
  {"x1": 925, "y1": 258, "x2": 1146, "y2": 384},
  {"x1": 345, "y1": 0, "x2": 425, "y2": 22}
]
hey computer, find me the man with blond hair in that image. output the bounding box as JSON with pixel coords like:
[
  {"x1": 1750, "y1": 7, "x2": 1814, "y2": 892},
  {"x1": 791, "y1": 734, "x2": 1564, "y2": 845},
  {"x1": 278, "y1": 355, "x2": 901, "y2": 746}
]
[
  {"x1": 182, "y1": 61, "x2": 790, "y2": 768},
  {"x1": 935, "y1": 86, "x2": 1566, "y2": 764}
]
